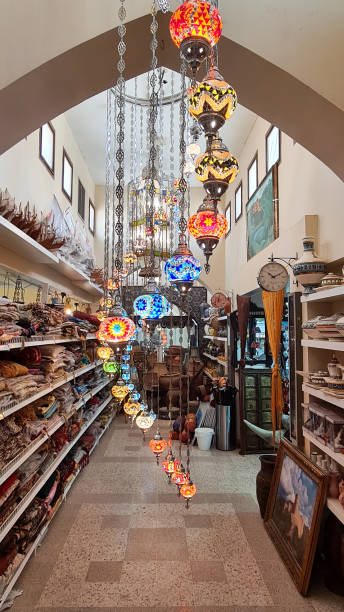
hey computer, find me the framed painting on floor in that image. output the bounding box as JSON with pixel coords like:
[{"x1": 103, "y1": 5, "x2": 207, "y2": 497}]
[
  {"x1": 264, "y1": 438, "x2": 328, "y2": 595},
  {"x1": 246, "y1": 163, "x2": 279, "y2": 260}
]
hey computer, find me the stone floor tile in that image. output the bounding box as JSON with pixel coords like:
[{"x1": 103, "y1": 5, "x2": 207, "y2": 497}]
[
  {"x1": 184, "y1": 514, "x2": 212, "y2": 528},
  {"x1": 101, "y1": 514, "x2": 131, "y2": 528},
  {"x1": 86, "y1": 560, "x2": 123, "y2": 583},
  {"x1": 190, "y1": 560, "x2": 227, "y2": 583}
]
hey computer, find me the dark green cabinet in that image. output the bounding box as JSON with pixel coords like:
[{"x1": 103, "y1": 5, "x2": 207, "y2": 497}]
[{"x1": 240, "y1": 367, "x2": 272, "y2": 454}]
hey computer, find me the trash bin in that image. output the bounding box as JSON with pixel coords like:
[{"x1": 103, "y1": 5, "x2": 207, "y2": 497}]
[
  {"x1": 214, "y1": 385, "x2": 237, "y2": 451},
  {"x1": 195, "y1": 427, "x2": 214, "y2": 450}
]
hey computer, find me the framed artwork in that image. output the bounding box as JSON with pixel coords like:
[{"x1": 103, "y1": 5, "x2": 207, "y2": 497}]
[
  {"x1": 235, "y1": 183, "x2": 242, "y2": 221},
  {"x1": 78, "y1": 179, "x2": 85, "y2": 220},
  {"x1": 247, "y1": 153, "x2": 258, "y2": 199},
  {"x1": 89, "y1": 199, "x2": 95, "y2": 235},
  {"x1": 246, "y1": 164, "x2": 279, "y2": 260},
  {"x1": 225, "y1": 202, "x2": 231, "y2": 236},
  {"x1": 39, "y1": 122, "x2": 55, "y2": 176},
  {"x1": 264, "y1": 439, "x2": 328, "y2": 595},
  {"x1": 62, "y1": 149, "x2": 73, "y2": 202},
  {"x1": 266, "y1": 125, "x2": 281, "y2": 172}
]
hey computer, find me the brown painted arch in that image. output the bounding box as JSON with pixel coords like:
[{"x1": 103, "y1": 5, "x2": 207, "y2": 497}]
[{"x1": 0, "y1": 13, "x2": 343, "y2": 180}]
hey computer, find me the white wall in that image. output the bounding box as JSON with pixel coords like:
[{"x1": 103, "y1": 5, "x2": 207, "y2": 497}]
[
  {"x1": 224, "y1": 117, "x2": 344, "y2": 304},
  {"x1": 0, "y1": 113, "x2": 96, "y2": 245}
]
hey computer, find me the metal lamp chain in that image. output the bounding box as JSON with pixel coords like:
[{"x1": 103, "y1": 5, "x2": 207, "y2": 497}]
[
  {"x1": 178, "y1": 59, "x2": 187, "y2": 235},
  {"x1": 104, "y1": 88, "x2": 112, "y2": 297},
  {"x1": 114, "y1": 0, "x2": 126, "y2": 274},
  {"x1": 148, "y1": 1, "x2": 159, "y2": 278}
]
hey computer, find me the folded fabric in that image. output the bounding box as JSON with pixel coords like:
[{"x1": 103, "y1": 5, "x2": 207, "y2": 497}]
[{"x1": 0, "y1": 361, "x2": 28, "y2": 378}]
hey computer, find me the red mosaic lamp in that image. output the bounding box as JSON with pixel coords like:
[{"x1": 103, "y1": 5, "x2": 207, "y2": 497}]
[
  {"x1": 187, "y1": 196, "x2": 228, "y2": 273},
  {"x1": 149, "y1": 431, "x2": 168, "y2": 464},
  {"x1": 180, "y1": 476, "x2": 197, "y2": 508},
  {"x1": 169, "y1": 0, "x2": 222, "y2": 74},
  {"x1": 161, "y1": 441, "x2": 180, "y2": 483},
  {"x1": 171, "y1": 464, "x2": 188, "y2": 496},
  {"x1": 97, "y1": 316, "x2": 136, "y2": 344}
]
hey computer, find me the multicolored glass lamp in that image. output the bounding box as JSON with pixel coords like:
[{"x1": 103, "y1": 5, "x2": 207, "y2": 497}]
[
  {"x1": 149, "y1": 431, "x2": 168, "y2": 464},
  {"x1": 98, "y1": 315, "x2": 136, "y2": 344},
  {"x1": 187, "y1": 196, "x2": 228, "y2": 273},
  {"x1": 188, "y1": 64, "x2": 237, "y2": 137},
  {"x1": 111, "y1": 381, "x2": 129, "y2": 400},
  {"x1": 97, "y1": 345, "x2": 114, "y2": 360},
  {"x1": 180, "y1": 477, "x2": 197, "y2": 508},
  {"x1": 123, "y1": 252, "x2": 137, "y2": 264},
  {"x1": 103, "y1": 359, "x2": 121, "y2": 374},
  {"x1": 133, "y1": 282, "x2": 170, "y2": 319},
  {"x1": 136, "y1": 406, "x2": 156, "y2": 433},
  {"x1": 195, "y1": 136, "x2": 239, "y2": 200},
  {"x1": 169, "y1": 0, "x2": 222, "y2": 74},
  {"x1": 165, "y1": 233, "x2": 202, "y2": 294}
]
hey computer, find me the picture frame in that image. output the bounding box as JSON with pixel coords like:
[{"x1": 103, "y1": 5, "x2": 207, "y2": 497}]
[
  {"x1": 62, "y1": 149, "x2": 73, "y2": 202},
  {"x1": 246, "y1": 163, "x2": 279, "y2": 260},
  {"x1": 247, "y1": 152, "x2": 258, "y2": 199},
  {"x1": 235, "y1": 182, "x2": 242, "y2": 222},
  {"x1": 225, "y1": 201, "x2": 231, "y2": 236},
  {"x1": 264, "y1": 439, "x2": 328, "y2": 596},
  {"x1": 89, "y1": 199, "x2": 95, "y2": 235},
  {"x1": 266, "y1": 125, "x2": 281, "y2": 173},
  {"x1": 39, "y1": 122, "x2": 55, "y2": 176}
]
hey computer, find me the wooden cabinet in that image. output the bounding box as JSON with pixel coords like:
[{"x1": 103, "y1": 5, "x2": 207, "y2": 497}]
[{"x1": 240, "y1": 367, "x2": 272, "y2": 454}]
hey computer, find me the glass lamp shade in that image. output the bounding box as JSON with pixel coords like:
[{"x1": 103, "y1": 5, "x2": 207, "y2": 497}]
[
  {"x1": 188, "y1": 65, "x2": 237, "y2": 136},
  {"x1": 111, "y1": 383, "x2": 129, "y2": 399},
  {"x1": 126, "y1": 344, "x2": 133, "y2": 353},
  {"x1": 171, "y1": 467, "x2": 188, "y2": 486},
  {"x1": 161, "y1": 457, "x2": 180, "y2": 475},
  {"x1": 122, "y1": 354, "x2": 130, "y2": 362},
  {"x1": 98, "y1": 316, "x2": 136, "y2": 344},
  {"x1": 170, "y1": 1, "x2": 222, "y2": 73},
  {"x1": 96, "y1": 310, "x2": 108, "y2": 322},
  {"x1": 122, "y1": 372, "x2": 131, "y2": 382},
  {"x1": 149, "y1": 433, "x2": 167, "y2": 460},
  {"x1": 195, "y1": 139, "x2": 239, "y2": 199},
  {"x1": 124, "y1": 401, "x2": 141, "y2": 416},
  {"x1": 97, "y1": 345, "x2": 113, "y2": 360},
  {"x1": 180, "y1": 480, "x2": 197, "y2": 500},
  {"x1": 133, "y1": 294, "x2": 170, "y2": 320},
  {"x1": 187, "y1": 209, "x2": 228, "y2": 242},
  {"x1": 127, "y1": 383, "x2": 135, "y2": 392},
  {"x1": 100, "y1": 296, "x2": 114, "y2": 309},
  {"x1": 123, "y1": 252, "x2": 137, "y2": 264},
  {"x1": 136, "y1": 412, "x2": 156, "y2": 432},
  {"x1": 130, "y1": 391, "x2": 141, "y2": 401},
  {"x1": 121, "y1": 363, "x2": 130, "y2": 372},
  {"x1": 108, "y1": 279, "x2": 120, "y2": 290},
  {"x1": 103, "y1": 360, "x2": 121, "y2": 374},
  {"x1": 165, "y1": 233, "x2": 201, "y2": 293}
]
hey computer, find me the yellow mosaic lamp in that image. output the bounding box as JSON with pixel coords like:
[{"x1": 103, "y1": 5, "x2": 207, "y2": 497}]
[
  {"x1": 97, "y1": 345, "x2": 114, "y2": 360},
  {"x1": 111, "y1": 382, "x2": 129, "y2": 400},
  {"x1": 195, "y1": 136, "x2": 238, "y2": 200}
]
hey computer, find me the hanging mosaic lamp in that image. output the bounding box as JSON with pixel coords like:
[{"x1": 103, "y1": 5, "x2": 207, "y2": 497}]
[
  {"x1": 127, "y1": 383, "x2": 135, "y2": 392},
  {"x1": 188, "y1": 64, "x2": 237, "y2": 137},
  {"x1": 136, "y1": 406, "x2": 156, "y2": 432},
  {"x1": 133, "y1": 282, "x2": 170, "y2": 319},
  {"x1": 169, "y1": 0, "x2": 222, "y2": 74},
  {"x1": 195, "y1": 136, "x2": 239, "y2": 200},
  {"x1": 123, "y1": 252, "x2": 137, "y2": 264},
  {"x1": 96, "y1": 309, "x2": 108, "y2": 322},
  {"x1": 180, "y1": 477, "x2": 197, "y2": 508},
  {"x1": 149, "y1": 431, "x2": 168, "y2": 464},
  {"x1": 100, "y1": 296, "x2": 115, "y2": 309},
  {"x1": 108, "y1": 278, "x2": 120, "y2": 290},
  {"x1": 122, "y1": 354, "x2": 130, "y2": 362},
  {"x1": 165, "y1": 233, "x2": 202, "y2": 294},
  {"x1": 121, "y1": 363, "x2": 130, "y2": 372},
  {"x1": 171, "y1": 464, "x2": 188, "y2": 494},
  {"x1": 187, "y1": 196, "x2": 228, "y2": 273},
  {"x1": 126, "y1": 344, "x2": 133, "y2": 353},
  {"x1": 124, "y1": 400, "x2": 141, "y2": 416},
  {"x1": 130, "y1": 391, "x2": 141, "y2": 401},
  {"x1": 122, "y1": 372, "x2": 131, "y2": 382},
  {"x1": 111, "y1": 381, "x2": 129, "y2": 400},
  {"x1": 103, "y1": 359, "x2": 121, "y2": 374},
  {"x1": 97, "y1": 345, "x2": 113, "y2": 360},
  {"x1": 98, "y1": 316, "x2": 136, "y2": 344}
]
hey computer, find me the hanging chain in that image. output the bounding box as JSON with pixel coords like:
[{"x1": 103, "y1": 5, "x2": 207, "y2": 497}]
[
  {"x1": 178, "y1": 59, "x2": 187, "y2": 235},
  {"x1": 148, "y1": 1, "x2": 159, "y2": 278},
  {"x1": 104, "y1": 88, "x2": 112, "y2": 297},
  {"x1": 157, "y1": 0, "x2": 170, "y2": 12},
  {"x1": 114, "y1": 0, "x2": 126, "y2": 274}
]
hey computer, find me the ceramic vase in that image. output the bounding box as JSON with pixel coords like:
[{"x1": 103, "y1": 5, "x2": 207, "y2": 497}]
[
  {"x1": 292, "y1": 237, "x2": 327, "y2": 293},
  {"x1": 256, "y1": 454, "x2": 276, "y2": 518}
]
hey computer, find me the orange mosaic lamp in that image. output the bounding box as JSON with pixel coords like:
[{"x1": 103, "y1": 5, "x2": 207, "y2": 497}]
[
  {"x1": 149, "y1": 431, "x2": 168, "y2": 464},
  {"x1": 171, "y1": 465, "x2": 188, "y2": 493},
  {"x1": 195, "y1": 137, "x2": 239, "y2": 200},
  {"x1": 188, "y1": 64, "x2": 237, "y2": 137},
  {"x1": 108, "y1": 278, "x2": 120, "y2": 290},
  {"x1": 100, "y1": 296, "x2": 114, "y2": 308},
  {"x1": 180, "y1": 477, "x2": 197, "y2": 508},
  {"x1": 187, "y1": 196, "x2": 228, "y2": 273},
  {"x1": 170, "y1": 1, "x2": 222, "y2": 73}
]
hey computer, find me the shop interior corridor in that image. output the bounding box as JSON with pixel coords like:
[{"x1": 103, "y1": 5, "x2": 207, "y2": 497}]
[{"x1": 11, "y1": 415, "x2": 343, "y2": 612}]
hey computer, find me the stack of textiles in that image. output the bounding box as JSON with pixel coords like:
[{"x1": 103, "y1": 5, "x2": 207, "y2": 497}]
[
  {"x1": 54, "y1": 383, "x2": 76, "y2": 416},
  {"x1": 0, "y1": 533, "x2": 24, "y2": 597},
  {"x1": 0, "y1": 416, "x2": 28, "y2": 471},
  {"x1": 0, "y1": 360, "x2": 40, "y2": 406},
  {"x1": 38, "y1": 346, "x2": 66, "y2": 382},
  {"x1": 31, "y1": 396, "x2": 58, "y2": 420},
  {"x1": 0, "y1": 302, "x2": 24, "y2": 342}
]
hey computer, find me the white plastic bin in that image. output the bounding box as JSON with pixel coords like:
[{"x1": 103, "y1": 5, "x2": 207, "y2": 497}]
[{"x1": 195, "y1": 427, "x2": 214, "y2": 451}]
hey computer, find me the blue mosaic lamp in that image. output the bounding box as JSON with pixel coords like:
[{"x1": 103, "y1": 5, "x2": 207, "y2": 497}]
[
  {"x1": 165, "y1": 233, "x2": 201, "y2": 294},
  {"x1": 133, "y1": 282, "x2": 170, "y2": 320}
]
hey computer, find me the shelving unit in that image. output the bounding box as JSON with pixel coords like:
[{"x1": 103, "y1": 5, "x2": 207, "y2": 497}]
[
  {"x1": 301, "y1": 284, "x2": 344, "y2": 524},
  {"x1": 0, "y1": 405, "x2": 116, "y2": 608},
  {"x1": 0, "y1": 333, "x2": 97, "y2": 351},
  {"x1": 202, "y1": 314, "x2": 229, "y2": 379}
]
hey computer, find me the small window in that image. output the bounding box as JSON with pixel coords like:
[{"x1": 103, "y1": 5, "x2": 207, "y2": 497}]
[
  {"x1": 78, "y1": 180, "x2": 85, "y2": 220},
  {"x1": 89, "y1": 199, "x2": 95, "y2": 234},
  {"x1": 248, "y1": 154, "x2": 258, "y2": 198},
  {"x1": 225, "y1": 202, "x2": 231, "y2": 236},
  {"x1": 235, "y1": 183, "x2": 242, "y2": 222},
  {"x1": 62, "y1": 149, "x2": 73, "y2": 202},
  {"x1": 39, "y1": 122, "x2": 55, "y2": 175},
  {"x1": 266, "y1": 126, "x2": 280, "y2": 172}
]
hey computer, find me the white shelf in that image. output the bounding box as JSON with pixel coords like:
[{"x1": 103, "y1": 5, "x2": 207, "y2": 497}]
[
  {"x1": 218, "y1": 316, "x2": 228, "y2": 321},
  {"x1": 301, "y1": 285, "x2": 344, "y2": 303},
  {"x1": 203, "y1": 352, "x2": 217, "y2": 361},
  {"x1": 0, "y1": 333, "x2": 97, "y2": 352},
  {"x1": 303, "y1": 428, "x2": 344, "y2": 469},
  {"x1": 48, "y1": 257, "x2": 102, "y2": 297},
  {"x1": 301, "y1": 339, "x2": 344, "y2": 352},
  {"x1": 0, "y1": 406, "x2": 116, "y2": 609},
  {"x1": 302, "y1": 383, "x2": 344, "y2": 410},
  {"x1": 327, "y1": 498, "x2": 344, "y2": 524},
  {"x1": 0, "y1": 394, "x2": 112, "y2": 545},
  {"x1": 0, "y1": 216, "x2": 59, "y2": 265},
  {"x1": 0, "y1": 359, "x2": 103, "y2": 419},
  {"x1": 204, "y1": 335, "x2": 227, "y2": 342}
]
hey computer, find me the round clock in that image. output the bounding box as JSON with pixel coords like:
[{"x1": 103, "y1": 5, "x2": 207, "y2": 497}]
[
  {"x1": 257, "y1": 262, "x2": 289, "y2": 292},
  {"x1": 211, "y1": 292, "x2": 227, "y2": 308}
]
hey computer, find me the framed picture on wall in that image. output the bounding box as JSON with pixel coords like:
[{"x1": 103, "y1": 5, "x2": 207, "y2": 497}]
[
  {"x1": 39, "y1": 122, "x2": 55, "y2": 175},
  {"x1": 246, "y1": 163, "x2": 279, "y2": 259},
  {"x1": 62, "y1": 149, "x2": 73, "y2": 202},
  {"x1": 264, "y1": 439, "x2": 328, "y2": 595},
  {"x1": 225, "y1": 202, "x2": 231, "y2": 236},
  {"x1": 235, "y1": 183, "x2": 242, "y2": 221},
  {"x1": 89, "y1": 199, "x2": 95, "y2": 235},
  {"x1": 266, "y1": 125, "x2": 281, "y2": 172}
]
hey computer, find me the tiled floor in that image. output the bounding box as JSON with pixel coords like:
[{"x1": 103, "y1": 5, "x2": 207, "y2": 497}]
[{"x1": 11, "y1": 415, "x2": 344, "y2": 611}]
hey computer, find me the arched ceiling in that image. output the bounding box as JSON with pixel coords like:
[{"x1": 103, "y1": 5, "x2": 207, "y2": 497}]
[{"x1": 1, "y1": 0, "x2": 343, "y2": 111}]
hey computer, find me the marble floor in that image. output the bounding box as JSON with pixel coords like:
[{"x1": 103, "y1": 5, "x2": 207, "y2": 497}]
[{"x1": 11, "y1": 414, "x2": 344, "y2": 611}]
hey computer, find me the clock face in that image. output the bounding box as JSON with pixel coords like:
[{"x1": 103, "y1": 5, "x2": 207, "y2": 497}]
[
  {"x1": 257, "y1": 262, "x2": 289, "y2": 292},
  {"x1": 211, "y1": 292, "x2": 227, "y2": 308}
]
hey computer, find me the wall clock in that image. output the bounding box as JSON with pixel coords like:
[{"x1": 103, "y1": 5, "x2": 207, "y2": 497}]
[
  {"x1": 257, "y1": 262, "x2": 289, "y2": 292},
  {"x1": 211, "y1": 292, "x2": 227, "y2": 308}
]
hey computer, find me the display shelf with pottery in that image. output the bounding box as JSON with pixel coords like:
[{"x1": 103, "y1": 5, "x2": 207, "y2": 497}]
[
  {"x1": 302, "y1": 384, "x2": 344, "y2": 410},
  {"x1": 301, "y1": 285, "x2": 344, "y2": 304},
  {"x1": 303, "y1": 428, "x2": 344, "y2": 469},
  {"x1": 301, "y1": 339, "x2": 344, "y2": 352}
]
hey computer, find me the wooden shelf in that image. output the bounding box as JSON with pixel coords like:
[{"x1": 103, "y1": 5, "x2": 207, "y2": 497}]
[
  {"x1": 327, "y1": 498, "x2": 344, "y2": 524},
  {"x1": 301, "y1": 286, "x2": 344, "y2": 303},
  {"x1": 204, "y1": 369, "x2": 217, "y2": 381},
  {"x1": 302, "y1": 383, "x2": 344, "y2": 410},
  {"x1": 301, "y1": 339, "x2": 344, "y2": 352},
  {"x1": 204, "y1": 335, "x2": 227, "y2": 342},
  {"x1": 0, "y1": 333, "x2": 97, "y2": 351},
  {"x1": 303, "y1": 428, "x2": 344, "y2": 469}
]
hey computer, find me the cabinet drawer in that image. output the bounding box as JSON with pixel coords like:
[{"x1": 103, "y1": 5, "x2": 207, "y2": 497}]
[{"x1": 260, "y1": 386, "x2": 271, "y2": 400}]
